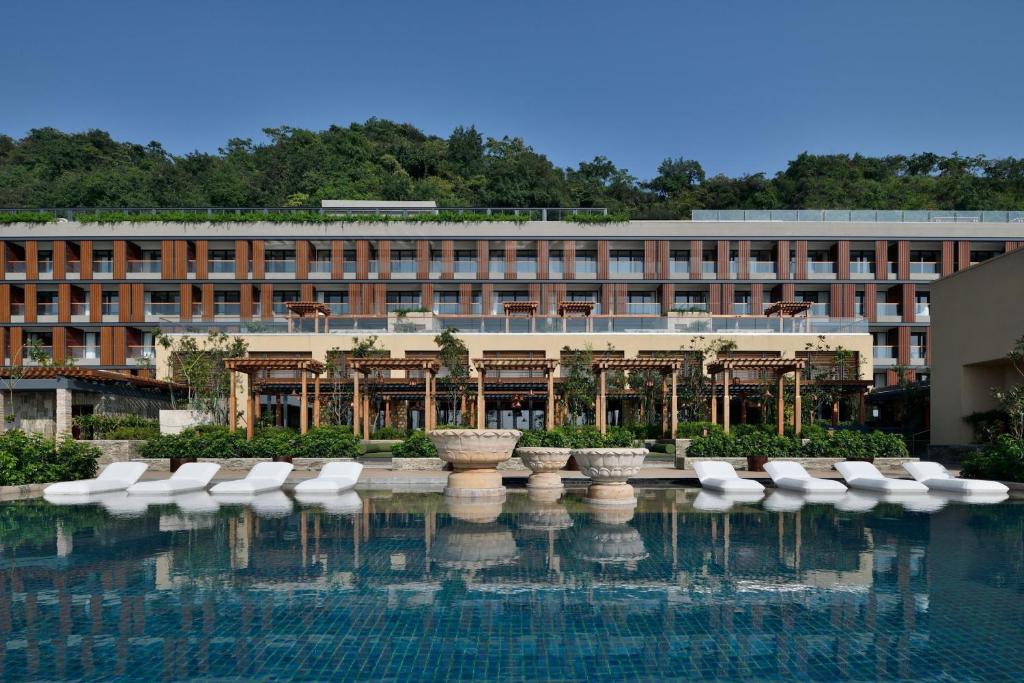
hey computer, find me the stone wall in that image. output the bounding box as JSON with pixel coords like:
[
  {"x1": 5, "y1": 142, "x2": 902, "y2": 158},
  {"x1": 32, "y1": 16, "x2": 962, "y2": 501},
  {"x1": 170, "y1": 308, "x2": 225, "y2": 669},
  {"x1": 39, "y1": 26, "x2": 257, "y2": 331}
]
[
  {"x1": 74, "y1": 391, "x2": 171, "y2": 419},
  {"x1": 0, "y1": 390, "x2": 56, "y2": 436},
  {"x1": 91, "y1": 440, "x2": 147, "y2": 465}
]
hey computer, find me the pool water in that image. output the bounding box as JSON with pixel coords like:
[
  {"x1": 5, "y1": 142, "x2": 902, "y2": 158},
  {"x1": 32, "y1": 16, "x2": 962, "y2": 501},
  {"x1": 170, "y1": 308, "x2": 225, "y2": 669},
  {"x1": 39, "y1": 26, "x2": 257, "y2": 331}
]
[{"x1": 1, "y1": 488, "x2": 1022, "y2": 682}]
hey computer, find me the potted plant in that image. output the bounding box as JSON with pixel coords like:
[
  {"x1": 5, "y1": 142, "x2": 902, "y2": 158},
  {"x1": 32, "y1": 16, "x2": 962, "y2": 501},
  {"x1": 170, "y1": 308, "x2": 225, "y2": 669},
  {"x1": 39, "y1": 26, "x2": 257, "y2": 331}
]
[
  {"x1": 428, "y1": 428, "x2": 521, "y2": 495},
  {"x1": 515, "y1": 429, "x2": 571, "y2": 490}
]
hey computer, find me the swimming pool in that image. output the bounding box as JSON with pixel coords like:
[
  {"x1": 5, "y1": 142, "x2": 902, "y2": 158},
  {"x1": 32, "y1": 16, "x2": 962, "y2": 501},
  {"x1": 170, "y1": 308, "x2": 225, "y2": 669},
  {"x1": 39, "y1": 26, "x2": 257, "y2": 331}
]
[{"x1": 1, "y1": 488, "x2": 1022, "y2": 681}]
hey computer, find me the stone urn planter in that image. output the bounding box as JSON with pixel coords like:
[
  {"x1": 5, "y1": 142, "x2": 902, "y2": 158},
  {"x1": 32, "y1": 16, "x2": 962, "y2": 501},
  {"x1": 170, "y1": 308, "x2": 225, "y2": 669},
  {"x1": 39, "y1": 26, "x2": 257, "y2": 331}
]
[
  {"x1": 428, "y1": 429, "x2": 521, "y2": 497},
  {"x1": 516, "y1": 447, "x2": 571, "y2": 490},
  {"x1": 571, "y1": 448, "x2": 648, "y2": 507}
]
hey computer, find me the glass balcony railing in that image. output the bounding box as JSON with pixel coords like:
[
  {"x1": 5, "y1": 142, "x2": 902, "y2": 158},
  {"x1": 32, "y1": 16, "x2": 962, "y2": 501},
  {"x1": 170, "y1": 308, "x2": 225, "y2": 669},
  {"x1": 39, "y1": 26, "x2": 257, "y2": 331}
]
[
  {"x1": 873, "y1": 346, "x2": 896, "y2": 360},
  {"x1": 23, "y1": 345, "x2": 53, "y2": 362},
  {"x1": 5, "y1": 261, "x2": 26, "y2": 274},
  {"x1": 127, "y1": 260, "x2": 161, "y2": 273},
  {"x1": 910, "y1": 345, "x2": 928, "y2": 361},
  {"x1": 101, "y1": 303, "x2": 119, "y2": 316},
  {"x1": 93, "y1": 260, "x2": 113, "y2": 273},
  {"x1": 488, "y1": 261, "x2": 504, "y2": 277},
  {"x1": 432, "y1": 302, "x2": 463, "y2": 315},
  {"x1": 146, "y1": 303, "x2": 181, "y2": 317},
  {"x1": 387, "y1": 302, "x2": 422, "y2": 312},
  {"x1": 344, "y1": 262, "x2": 357, "y2": 274},
  {"x1": 887, "y1": 263, "x2": 897, "y2": 276},
  {"x1": 214, "y1": 302, "x2": 241, "y2": 316},
  {"x1": 850, "y1": 261, "x2": 874, "y2": 275},
  {"x1": 701, "y1": 262, "x2": 716, "y2": 275},
  {"x1": 67, "y1": 346, "x2": 100, "y2": 361},
  {"x1": 673, "y1": 302, "x2": 708, "y2": 312},
  {"x1": 625, "y1": 302, "x2": 660, "y2": 314},
  {"x1": 516, "y1": 259, "x2": 537, "y2": 274},
  {"x1": 210, "y1": 259, "x2": 236, "y2": 273},
  {"x1": 325, "y1": 302, "x2": 349, "y2": 315},
  {"x1": 429, "y1": 260, "x2": 443, "y2": 274},
  {"x1": 10, "y1": 303, "x2": 25, "y2": 316},
  {"x1": 670, "y1": 261, "x2": 689, "y2": 275},
  {"x1": 265, "y1": 259, "x2": 296, "y2": 273},
  {"x1": 749, "y1": 261, "x2": 776, "y2": 275},
  {"x1": 876, "y1": 303, "x2": 900, "y2": 318},
  {"x1": 806, "y1": 261, "x2": 835, "y2": 275},
  {"x1": 36, "y1": 303, "x2": 58, "y2": 316},
  {"x1": 575, "y1": 259, "x2": 597, "y2": 275},
  {"x1": 732, "y1": 303, "x2": 752, "y2": 314},
  {"x1": 391, "y1": 260, "x2": 417, "y2": 274},
  {"x1": 807, "y1": 303, "x2": 829, "y2": 315},
  {"x1": 915, "y1": 303, "x2": 931, "y2": 318},
  {"x1": 38, "y1": 261, "x2": 53, "y2": 275},
  {"x1": 909, "y1": 261, "x2": 938, "y2": 275},
  {"x1": 455, "y1": 260, "x2": 476, "y2": 274},
  {"x1": 610, "y1": 260, "x2": 644, "y2": 274},
  {"x1": 127, "y1": 346, "x2": 155, "y2": 360},
  {"x1": 66, "y1": 261, "x2": 82, "y2": 274},
  {"x1": 549, "y1": 260, "x2": 564, "y2": 275},
  {"x1": 311, "y1": 260, "x2": 331, "y2": 273},
  {"x1": 70, "y1": 302, "x2": 90, "y2": 316}
]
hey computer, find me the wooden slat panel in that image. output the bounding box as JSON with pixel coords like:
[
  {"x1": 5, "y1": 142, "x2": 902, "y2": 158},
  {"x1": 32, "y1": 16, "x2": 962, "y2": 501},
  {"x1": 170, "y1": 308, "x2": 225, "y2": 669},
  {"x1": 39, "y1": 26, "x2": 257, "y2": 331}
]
[
  {"x1": 131, "y1": 283, "x2": 144, "y2": 321},
  {"x1": 615, "y1": 283, "x2": 628, "y2": 314},
  {"x1": 420, "y1": 284, "x2": 433, "y2": 313},
  {"x1": 750, "y1": 283, "x2": 764, "y2": 313},
  {"x1": 99, "y1": 327, "x2": 114, "y2": 366},
  {"x1": 295, "y1": 240, "x2": 309, "y2": 279},
  {"x1": 902, "y1": 283, "x2": 916, "y2": 323},
  {"x1": 597, "y1": 241, "x2": 609, "y2": 279},
  {"x1": 25, "y1": 241, "x2": 39, "y2": 280},
  {"x1": 441, "y1": 240, "x2": 454, "y2": 280},
  {"x1": 195, "y1": 240, "x2": 209, "y2": 279},
  {"x1": 174, "y1": 241, "x2": 189, "y2": 279},
  {"x1": 202, "y1": 283, "x2": 214, "y2": 321},
  {"x1": 113, "y1": 327, "x2": 127, "y2": 366},
  {"x1": 377, "y1": 240, "x2": 391, "y2": 279},
  {"x1": 836, "y1": 240, "x2": 850, "y2": 279},
  {"x1": 161, "y1": 240, "x2": 174, "y2": 279},
  {"x1": 897, "y1": 240, "x2": 910, "y2": 280},
  {"x1": 658, "y1": 241, "x2": 670, "y2": 279},
  {"x1": 251, "y1": 240, "x2": 265, "y2": 279},
  {"x1": 459, "y1": 283, "x2": 473, "y2": 314},
  {"x1": 78, "y1": 242, "x2": 93, "y2": 280},
  {"x1": 113, "y1": 241, "x2": 127, "y2": 279},
  {"x1": 897, "y1": 326, "x2": 911, "y2": 365},
  {"x1": 720, "y1": 283, "x2": 734, "y2": 314},
  {"x1": 875, "y1": 240, "x2": 889, "y2": 280},
  {"x1": 864, "y1": 283, "x2": 877, "y2": 322},
  {"x1": 775, "y1": 240, "x2": 789, "y2": 279},
  {"x1": 956, "y1": 241, "x2": 971, "y2": 271},
  {"x1": 690, "y1": 240, "x2": 702, "y2": 279},
  {"x1": 830, "y1": 283, "x2": 844, "y2": 317},
  {"x1": 118, "y1": 284, "x2": 132, "y2": 322},
  {"x1": 940, "y1": 241, "x2": 955, "y2": 276},
  {"x1": 717, "y1": 240, "x2": 729, "y2": 278},
  {"x1": 89, "y1": 284, "x2": 103, "y2": 322},
  {"x1": 8, "y1": 327, "x2": 23, "y2": 366},
  {"x1": 235, "y1": 240, "x2": 249, "y2": 279},
  {"x1": 180, "y1": 284, "x2": 193, "y2": 322},
  {"x1": 355, "y1": 241, "x2": 369, "y2": 279},
  {"x1": 644, "y1": 241, "x2": 657, "y2": 279},
  {"x1": 23, "y1": 284, "x2": 37, "y2": 323},
  {"x1": 58, "y1": 284, "x2": 71, "y2": 322},
  {"x1": 261, "y1": 284, "x2": 274, "y2": 320},
  {"x1": 300, "y1": 283, "x2": 314, "y2": 301},
  {"x1": 477, "y1": 240, "x2": 489, "y2": 280},
  {"x1": 661, "y1": 283, "x2": 674, "y2": 314},
  {"x1": 794, "y1": 240, "x2": 808, "y2": 279},
  {"x1": 51, "y1": 327, "x2": 66, "y2": 365},
  {"x1": 481, "y1": 283, "x2": 494, "y2": 316},
  {"x1": 563, "y1": 241, "x2": 576, "y2": 279},
  {"x1": 331, "y1": 241, "x2": 344, "y2": 279},
  {"x1": 348, "y1": 283, "x2": 362, "y2": 315},
  {"x1": 53, "y1": 242, "x2": 66, "y2": 279},
  {"x1": 418, "y1": 241, "x2": 432, "y2": 280},
  {"x1": 240, "y1": 285, "x2": 253, "y2": 321},
  {"x1": 504, "y1": 241, "x2": 517, "y2": 280},
  {"x1": 0, "y1": 285, "x2": 9, "y2": 322},
  {"x1": 737, "y1": 241, "x2": 751, "y2": 279}
]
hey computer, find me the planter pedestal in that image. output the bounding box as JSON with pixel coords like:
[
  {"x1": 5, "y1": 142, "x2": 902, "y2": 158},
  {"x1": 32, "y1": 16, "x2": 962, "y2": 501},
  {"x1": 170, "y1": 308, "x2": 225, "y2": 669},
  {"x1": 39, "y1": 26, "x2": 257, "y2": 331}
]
[
  {"x1": 429, "y1": 429, "x2": 521, "y2": 498},
  {"x1": 570, "y1": 448, "x2": 648, "y2": 508},
  {"x1": 517, "y1": 447, "x2": 571, "y2": 490}
]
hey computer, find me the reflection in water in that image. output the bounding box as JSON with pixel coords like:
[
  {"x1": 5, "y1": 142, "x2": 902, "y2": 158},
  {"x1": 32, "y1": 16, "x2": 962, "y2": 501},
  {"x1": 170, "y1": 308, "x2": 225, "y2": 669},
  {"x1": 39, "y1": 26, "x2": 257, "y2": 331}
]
[{"x1": 1, "y1": 490, "x2": 1023, "y2": 681}]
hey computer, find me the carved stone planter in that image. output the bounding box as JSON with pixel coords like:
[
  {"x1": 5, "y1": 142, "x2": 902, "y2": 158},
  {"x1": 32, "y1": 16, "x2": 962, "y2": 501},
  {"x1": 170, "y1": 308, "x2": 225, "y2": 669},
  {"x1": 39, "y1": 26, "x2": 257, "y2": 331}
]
[
  {"x1": 570, "y1": 447, "x2": 648, "y2": 507},
  {"x1": 516, "y1": 447, "x2": 571, "y2": 490},
  {"x1": 429, "y1": 429, "x2": 521, "y2": 497}
]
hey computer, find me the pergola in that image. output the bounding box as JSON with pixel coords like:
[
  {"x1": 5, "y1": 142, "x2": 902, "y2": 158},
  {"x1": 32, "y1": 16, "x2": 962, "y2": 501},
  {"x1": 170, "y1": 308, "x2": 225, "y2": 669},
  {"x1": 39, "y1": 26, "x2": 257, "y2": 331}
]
[
  {"x1": 557, "y1": 300, "x2": 595, "y2": 332},
  {"x1": 705, "y1": 358, "x2": 806, "y2": 435},
  {"x1": 284, "y1": 301, "x2": 332, "y2": 333},
  {"x1": 764, "y1": 300, "x2": 814, "y2": 332},
  {"x1": 225, "y1": 357, "x2": 326, "y2": 439},
  {"x1": 350, "y1": 357, "x2": 441, "y2": 439},
  {"x1": 593, "y1": 358, "x2": 684, "y2": 436},
  {"x1": 471, "y1": 358, "x2": 560, "y2": 430},
  {"x1": 502, "y1": 301, "x2": 539, "y2": 332}
]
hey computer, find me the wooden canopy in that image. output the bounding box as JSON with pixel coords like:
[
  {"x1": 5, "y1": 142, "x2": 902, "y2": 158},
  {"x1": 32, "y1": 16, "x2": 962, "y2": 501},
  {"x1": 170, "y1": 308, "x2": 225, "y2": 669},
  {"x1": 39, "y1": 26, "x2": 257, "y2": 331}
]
[
  {"x1": 557, "y1": 301, "x2": 595, "y2": 316},
  {"x1": 502, "y1": 301, "x2": 539, "y2": 315},
  {"x1": 706, "y1": 358, "x2": 805, "y2": 374},
  {"x1": 225, "y1": 357, "x2": 325, "y2": 438},
  {"x1": 764, "y1": 301, "x2": 813, "y2": 317},
  {"x1": 350, "y1": 357, "x2": 441, "y2": 438},
  {"x1": 472, "y1": 357, "x2": 559, "y2": 430},
  {"x1": 284, "y1": 301, "x2": 332, "y2": 333}
]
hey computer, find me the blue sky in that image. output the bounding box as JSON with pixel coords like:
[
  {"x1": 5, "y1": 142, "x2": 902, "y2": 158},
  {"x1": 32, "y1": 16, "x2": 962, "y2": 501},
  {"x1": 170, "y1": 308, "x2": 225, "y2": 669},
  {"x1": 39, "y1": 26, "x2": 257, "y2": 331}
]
[{"x1": 2, "y1": 0, "x2": 1023, "y2": 179}]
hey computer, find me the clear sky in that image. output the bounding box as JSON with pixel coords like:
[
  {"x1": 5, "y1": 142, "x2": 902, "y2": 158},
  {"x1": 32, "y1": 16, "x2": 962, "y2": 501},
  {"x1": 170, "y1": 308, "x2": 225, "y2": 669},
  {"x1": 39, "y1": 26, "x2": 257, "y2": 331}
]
[{"x1": 2, "y1": 0, "x2": 1023, "y2": 179}]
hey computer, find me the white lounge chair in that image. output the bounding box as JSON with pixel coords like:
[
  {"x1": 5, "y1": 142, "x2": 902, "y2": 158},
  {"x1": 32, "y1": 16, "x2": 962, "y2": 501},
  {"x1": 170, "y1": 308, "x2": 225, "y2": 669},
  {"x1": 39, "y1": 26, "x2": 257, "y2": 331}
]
[
  {"x1": 903, "y1": 461, "x2": 1009, "y2": 495},
  {"x1": 693, "y1": 461, "x2": 765, "y2": 493},
  {"x1": 834, "y1": 461, "x2": 928, "y2": 494},
  {"x1": 294, "y1": 462, "x2": 363, "y2": 494},
  {"x1": 210, "y1": 462, "x2": 293, "y2": 495},
  {"x1": 127, "y1": 463, "x2": 221, "y2": 495},
  {"x1": 44, "y1": 462, "x2": 149, "y2": 496},
  {"x1": 764, "y1": 461, "x2": 847, "y2": 494}
]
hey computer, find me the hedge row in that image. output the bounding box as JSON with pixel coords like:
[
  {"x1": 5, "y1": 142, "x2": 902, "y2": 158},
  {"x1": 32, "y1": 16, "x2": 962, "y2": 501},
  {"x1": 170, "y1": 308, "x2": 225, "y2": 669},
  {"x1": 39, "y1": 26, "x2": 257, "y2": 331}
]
[
  {"x1": 139, "y1": 425, "x2": 360, "y2": 460},
  {"x1": 687, "y1": 429, "x2": 908, "y2": 460},
  {"x1": 962, "y1": 435, "x2": 1024, "y2": 482},
  {"x1": 0, "y1": 430, "x2": 100, "y2": 486}
]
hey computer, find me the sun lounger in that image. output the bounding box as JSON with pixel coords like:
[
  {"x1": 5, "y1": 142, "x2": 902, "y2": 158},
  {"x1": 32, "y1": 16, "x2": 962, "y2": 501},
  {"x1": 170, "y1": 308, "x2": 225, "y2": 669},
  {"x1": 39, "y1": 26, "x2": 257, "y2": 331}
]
[
  {"x1": 834, "y1": 461, "x2": 928, "y2": 494},
  {"x1": 127, "y1": 463, "x2": 221, "y2": 495},
  {"x1": 693, "y1": 461, "x2": 765, "y2": 493},
  {"x1": 210, "y1": 462, "x2": 293, "y2": 495},
  {"x1": 903, "y1": 461, "x2": 1009, "y2": 495},
  {"x1": 764, "y1": 461, "x2": 847, "y2": 494},
  {"x1": 44, "y1": 462, "x2": 149, "y2": 496},
  {"x1": 294, "y1": 462, "x2": 363, "y2": 494}
]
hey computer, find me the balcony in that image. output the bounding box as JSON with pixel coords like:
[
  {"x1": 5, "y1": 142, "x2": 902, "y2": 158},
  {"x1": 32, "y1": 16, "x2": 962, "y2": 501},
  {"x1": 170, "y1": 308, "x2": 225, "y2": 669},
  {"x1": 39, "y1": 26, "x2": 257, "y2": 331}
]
[
  {"x1": 93, "y1": 260, "x2": 114, "y2": 277},
  {"x1": 36, "y1": 302, "x2": 58, "y2": 319},
  {"x1": 700, "y1": 262, "x2": 716, "y2": 278},
  {"x1": 516, "y1": 259, "x2": 537, "y2": 278},
  {"x1": 386, "y1": 301, "x2": 423, "y2": 313},
  {"x1": 433, "y1": 302, "x2": 465, "y2": 315},
  {"x1": 127, "y1": 260, "x2": 162, "y2": 277},
  {"x1": 38, "y1": 261, "x2": 54, "y2": 278},
  {"x1": 670, "y1": 261, "x2": 689, "y2": 277},
  {"x1": 673, "y1": 302, "x2": 709, "y2": 313},
  {"x1": 609, "y1": 260, "x2": 644, "y2": 277},
  {"x1": 310, "y1": 260, "x2": 331, "y2": 276},
  {"x1": 101, "y1": 303, "x2": 119, "y2": 318},
  {"x1": 910, "y1": 261, "x2": 939, "y2": 279},
  {"x1": 805, "y1": 261, "x2": 836, "y2": 277},
  {"x1": 214, "y1": 302, "x2": 241, "y2": 316},
  {"x1": 265, "y1": 259, "x2": 296, "y2": 276},
  {"x1": 732, "y1": 303, "x2": 752, "y2": 314},
  {"x1": 66, "y1": 261, "x2": 82, "y2": 277},
  {"x1": 146, "y1": 302, "x2": 181, "y2": 319},
  {"x1": 749, "y1": 261, "x2": 776, "y2": 278},
  {"x1": 873, "y1": 345, "x2": 896, "y2": 366},
  {"x1": 5, "y1": 261, "x2": 26, "y2": 278},
  {"x1": 23, "y1": 345, "x2": 53, "y2": 364},
  {"x1": 575, "y1": 259, "x2": 597, "y2": 276},
  {"x1": 454, "y1": 260, "x2": 476, "y2": 276},
  {"x1": 807, "y1": 302, "x2": 829, "y2": 316},
  {"x1": 624, "y1": 302, "x2": 660, "y2": 315},
  {"x1": 325, "y1": 302, "x2": 349, "y2": 315},
  {"x1": 429, "y1": 260, "x2": 444, "y2": 277},
  {"x1": 210, "y1": 259, "x2": 237, "y2": 277},
  {"x1": 910, "y1": 345, "x2": 928, "y2": 366},
  {"x1": 127, "y1": 346, "x2": 156, "y2": 363},
  {"x1": 915, "y1": 303, "x2": 930, "y2": 319},
  {"x1": 70, "y1": 302, "x2": 90, "y2": 319},
  {"x1": 67, "y1": 346, "x2": 100, "y2": 363},
  {"x1": 390, "y1": 259, "x2": 418, "y2": 276},
  {"x1": 488, "y1": 261, "x2": 504, "y2": 278},
  {"x1": 548, "y1": 259, "x2": 564, "y2": 278},
  {"x1": 876, "y1": 303, "x2": 901, "y2": 321},
  {"x1": 850, "y1": 261, "x2": 874, "y2": 278}
]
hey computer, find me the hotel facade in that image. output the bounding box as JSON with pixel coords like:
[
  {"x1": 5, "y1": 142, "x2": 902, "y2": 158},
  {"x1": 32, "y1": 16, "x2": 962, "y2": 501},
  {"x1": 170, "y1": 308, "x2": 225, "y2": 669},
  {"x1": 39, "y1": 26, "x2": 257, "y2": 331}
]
[{"x1": 2, "y1": 208, "x2": 1022, "y2": 432}]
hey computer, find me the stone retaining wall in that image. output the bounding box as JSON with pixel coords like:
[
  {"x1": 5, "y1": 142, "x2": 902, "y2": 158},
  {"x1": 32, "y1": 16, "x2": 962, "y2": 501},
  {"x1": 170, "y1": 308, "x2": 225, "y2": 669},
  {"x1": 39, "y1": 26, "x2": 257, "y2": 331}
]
[
  {"x1": 675, "y1": 455, "x2": 918, "y2": 473},
  {"x1": 92, "y1": 440, "x2": 146, "y2": 465}
]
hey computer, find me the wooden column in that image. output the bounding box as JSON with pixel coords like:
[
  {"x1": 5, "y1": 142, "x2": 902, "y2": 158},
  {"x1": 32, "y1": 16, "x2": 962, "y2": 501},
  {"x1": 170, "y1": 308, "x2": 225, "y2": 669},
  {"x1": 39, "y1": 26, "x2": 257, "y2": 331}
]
[
  {"x1": 776, "y1": 374, "x2": 785, "y2": 436},
  {"x1": 362, "y1": 394, "x2": 370, "y2": 440},
  {"x1": 246, "y1": 391, "x2": 255, "y2": 441},
  {"x1": 546, "y1": 368, "x2": 555, "y2": 430},
  {"x1": 722, "y1": 369, "x2": 731, "y2": 434},
  {"x1": 313, "y1": 375, "x2": 321, "y2": 428},
  {"x1": 352, "y1": 369, "x2": 360, "y2": 434},
  {"x1": 300, "y1": 371, "x2": 309, "y2": 434},
  {"x1": 793, "y1": 371, "x2": 802, "y2": 436},
  {"x1": 710, "y1": 372, "x2": 717, "y2": 425},
  {"x1": 228, "y1": 370, "x2": 237, "y2": 432},
  {"x1": 598, "y1": 366, "x2": 607, "y2": 434},
  {"x1": 476, "y1": 370, "x2": 486, "y2": 429},
  {"x1": 670, "y1": 369, "x2": 678, "y2": 438}
]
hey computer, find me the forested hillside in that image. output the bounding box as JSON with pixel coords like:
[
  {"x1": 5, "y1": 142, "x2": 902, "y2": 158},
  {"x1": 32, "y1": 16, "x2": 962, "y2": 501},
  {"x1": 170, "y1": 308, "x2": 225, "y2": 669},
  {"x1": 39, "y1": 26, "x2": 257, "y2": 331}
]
[{"x1": 2, "y1": 120, "x2": 1024, "y2": 217}]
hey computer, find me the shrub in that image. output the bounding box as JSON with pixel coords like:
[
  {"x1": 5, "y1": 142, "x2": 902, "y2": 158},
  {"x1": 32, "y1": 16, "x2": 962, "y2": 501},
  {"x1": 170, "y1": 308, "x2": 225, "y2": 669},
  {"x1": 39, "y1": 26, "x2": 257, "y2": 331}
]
[
  {"x1": 735, "y1": 431, "x2": 799, "y2": 458},
  {"x1": 74, "y1": 414, "x2": 160, "y2": 440},
  {"x1": 686, "y1": 432, "x2": 739, "y2": 458},
  {"x1": 603, "y1": 426, "x2": 637, "y2": 447},
  {"x1": 799, "y1": 423, "x2": 830, "y2": 441},
  {"x1": 298, "y1": 426, "x2": 360, "y2": 459},
  {"x1": 864, "y1": 431, "x2": 909, "y2": 459},
  {"x1": 0, "y1": 431, "x2": 99, "y2": 486},
  {"x1": 139, "y1": 425, "x2": 245, "y2": 460},
  {"x1": 391, "y1": 431, "x2": 438, "y2": 458},
  {"x1": 962, "y1": 435, "x2": 1024, "y2": 482},
  {"x1": 676, "y1": 421, "x2": 723, "y2": 438},
  {"x1": 370, "y1": 426, "x2": 407, "y2": 440},
  {"x1": 626, "y1": 424, "x2": 662, "y2": 440},
  {"x1": 242, "y1": 427, "x2": 300, "y2": 459},
  {"x1": 798, "y1": 429, "x2": 907, "y2": 460}
]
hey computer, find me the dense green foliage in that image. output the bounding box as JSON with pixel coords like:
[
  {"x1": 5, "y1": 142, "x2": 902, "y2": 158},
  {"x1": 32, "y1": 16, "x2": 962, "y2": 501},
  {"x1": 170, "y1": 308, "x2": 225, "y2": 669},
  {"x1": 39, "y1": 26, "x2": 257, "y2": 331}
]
[
  {"x1": 296, "y1": 426, "x2": 360, "y2": 459},
  {"x1": 675, "y1": 421, "x2": 724, "y2": 438},
  {"x1": 962, "y1": 435, "x2": 1024, "y2": 482},
  {"x1": 369, "y1": 426, "x2": 407, "y2": 440},
  {"x1": 0, "y1": 431, "x2": 99, "y2": 485},
  {"x1": 73, "y1": 414, "x2": 160, "y2": 441},
  {"x1": 687, "y1": 428, "x2": 907, "y2": 460},
  {"x1": 391, "y1": 431, "x2": 438, "y2": 458},
  {"x1": 241, "y1": 427, "x2": 299, "y2": 459},
  {"x1": 516, "y1": 426, "x2": 636, "y2": 449},
  {"x1": 139, "y1": 424, "x2": 246, "y2": 460},
  {"x1": 4, "y1": 123, "x2": 1023, "y2": 216}
]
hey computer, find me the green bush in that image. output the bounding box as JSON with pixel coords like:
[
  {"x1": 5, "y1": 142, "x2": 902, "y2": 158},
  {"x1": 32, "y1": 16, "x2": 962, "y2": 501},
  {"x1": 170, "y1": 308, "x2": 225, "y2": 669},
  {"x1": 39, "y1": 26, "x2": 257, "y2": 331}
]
[
  {"x1": 686, "y1": 432, "x2": 739, "y2": 458},
  {"x1": 962, "y1": 436, "x2": 1024, "y2": 482},
  {"x1": 73, "y1": 414, "x2": 160, "y2": 440},
  {"x1": 242, "y1": 427, "x2": 300, "y2": 459},
  {"x1": 735, "y1": 431, "x2": 800, "y2": 458},
  {"x1": 139, "y1": 425, "x2": 246, "y2": 460},
  {"x1": 799, "y1": 422, "x2": 830, "y2": 441},
  {"x1": 799, "y1": 429, "x2": 907, "y2": 460},
  {"x1": 391, "y1": 431, "x2": 438, "y2": 458},
  {"x1": 0, "y1": 430, "x2": 99, "y2": 486},
  {"x1": 864, "y1": 431, "x2": 909, "y2": 459},
  {"x1": 603, "y1": 426, "x2": 637, "y2": 447},
  {"x1": 676, "y1": 421, "x2": 723, "y2": 438},
  {"x1": 298, "y1": 426, "x2": 360, "y2": 459},
  {"x1": 370, "y1": 426, "x2": 407, "y2": 440}
]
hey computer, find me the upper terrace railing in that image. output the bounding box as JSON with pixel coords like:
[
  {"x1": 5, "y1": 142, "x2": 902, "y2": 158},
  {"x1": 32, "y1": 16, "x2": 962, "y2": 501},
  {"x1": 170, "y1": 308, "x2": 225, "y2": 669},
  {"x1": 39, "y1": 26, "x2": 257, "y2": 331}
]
[
  {"x1": 154, "y1": 314, "x2": 867, "y2": 336},
  {"x1": 0, "y1": 207, "x2": 609, "y2": 221},
  {"x1": 693, "y1": 209, "x2": 1024, "y2": 223}
]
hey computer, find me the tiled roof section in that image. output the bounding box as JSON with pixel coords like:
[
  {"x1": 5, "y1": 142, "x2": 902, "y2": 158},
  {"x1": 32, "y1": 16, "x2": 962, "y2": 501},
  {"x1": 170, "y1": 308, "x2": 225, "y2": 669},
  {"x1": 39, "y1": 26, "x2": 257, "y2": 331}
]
[{"x1": 0, "y1": 367, "x2": 182, "y2": 389}]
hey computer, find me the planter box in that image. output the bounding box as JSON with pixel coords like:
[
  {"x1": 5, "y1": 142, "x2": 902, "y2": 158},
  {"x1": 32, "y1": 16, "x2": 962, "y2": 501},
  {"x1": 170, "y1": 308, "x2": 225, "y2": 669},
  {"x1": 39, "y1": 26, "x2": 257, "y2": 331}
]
[
  {"x1": 159, "y1": 410, "x2": 215, "y2": 435},
  {"x1": 678, "y1": 456, "x2": 918, "y2": 473},
  {"x1": 393, "y1": 457, "x2": 526, "y2": 471}
]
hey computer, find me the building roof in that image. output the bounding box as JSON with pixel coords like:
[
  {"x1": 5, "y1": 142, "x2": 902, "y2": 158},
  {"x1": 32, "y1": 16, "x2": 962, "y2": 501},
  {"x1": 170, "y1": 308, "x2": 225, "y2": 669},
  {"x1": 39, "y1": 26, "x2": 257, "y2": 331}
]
[
  {"x1": 0, "y1": 367, "x2": 183, "y2": 390},
  {"x1": 225, "y1": 358, "x2": 326, "y2": 374}
]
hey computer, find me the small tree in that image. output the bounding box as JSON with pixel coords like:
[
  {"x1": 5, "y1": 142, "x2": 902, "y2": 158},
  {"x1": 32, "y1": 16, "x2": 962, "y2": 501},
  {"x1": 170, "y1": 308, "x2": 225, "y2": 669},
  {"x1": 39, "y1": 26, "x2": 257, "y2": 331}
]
[
  {"x1": 434, "y1": 328, "x2": 469, "y2": 425},
  {"x1": 322, "y1": 347, "x2": 351, "y2": 427},
  {"x1": 801, "y1": 336, "x2": 861, "y2": 424},
  {"x1": 349, "y1": 336, "x2": 387, "y2": 431},
  {"x1": 675, "y1": 337, "x2": 737, "y2": 422},
  {"x1": 993, "y1": 336, "x2": 1024, "y2": 440},
  {"x1": 154, "y1": 331, "x2": 248, "y2": 424},
  {"x1": 561, "y1": 345, "x2": 596, "y2": 425}
]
